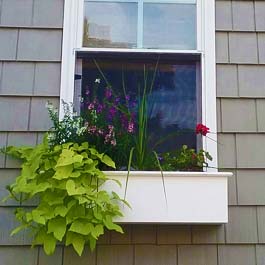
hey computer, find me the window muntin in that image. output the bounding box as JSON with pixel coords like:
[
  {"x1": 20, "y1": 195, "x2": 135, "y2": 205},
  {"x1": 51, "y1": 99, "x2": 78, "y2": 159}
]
[{"x1": 83, "y1": 0, "x2": 197, "y2": 50}]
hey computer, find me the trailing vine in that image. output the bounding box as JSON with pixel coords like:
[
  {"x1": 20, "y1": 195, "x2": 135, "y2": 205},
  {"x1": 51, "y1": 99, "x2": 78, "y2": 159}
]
[{"x1": 2, "y1": 135, "x2": 127, "y2": 256}]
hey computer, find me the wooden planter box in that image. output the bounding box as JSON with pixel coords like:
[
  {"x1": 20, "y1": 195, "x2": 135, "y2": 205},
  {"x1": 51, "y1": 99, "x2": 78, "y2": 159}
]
[{"x1": 103, "y1": 171, "x2": 233, "y2": 224}]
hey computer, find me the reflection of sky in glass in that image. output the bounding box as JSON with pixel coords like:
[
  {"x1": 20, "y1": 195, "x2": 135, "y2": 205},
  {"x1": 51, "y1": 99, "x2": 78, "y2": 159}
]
[
  {"x1": 80, "y1": 56, "x2": 200, "y2": 150},
  {"x1": 143, "y1": 3, "x2": 196, "y2": 49},
  {"x1": 83, "y1": 2, "x2": 137, "y2": 48}
]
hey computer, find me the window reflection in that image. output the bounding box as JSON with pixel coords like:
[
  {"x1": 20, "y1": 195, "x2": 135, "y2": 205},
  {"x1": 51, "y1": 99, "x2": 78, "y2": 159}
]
[{"x1": 83, "y1": 2, "x2": 137, "y2": 48}]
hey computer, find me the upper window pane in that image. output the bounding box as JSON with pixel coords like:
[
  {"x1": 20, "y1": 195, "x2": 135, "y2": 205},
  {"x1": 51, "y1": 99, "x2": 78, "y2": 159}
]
[
  {"x1": 143, "y1": 3, "x2": 196, "y2": 49},
  {"x1": 83, "y1": 2, "x2": 138, "y2": 48}
]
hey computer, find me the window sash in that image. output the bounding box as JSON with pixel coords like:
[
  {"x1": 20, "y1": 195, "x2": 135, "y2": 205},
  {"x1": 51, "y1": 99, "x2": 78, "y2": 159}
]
[{"x1": 83, "y1": 0, "x2": 198, "y2": 49}]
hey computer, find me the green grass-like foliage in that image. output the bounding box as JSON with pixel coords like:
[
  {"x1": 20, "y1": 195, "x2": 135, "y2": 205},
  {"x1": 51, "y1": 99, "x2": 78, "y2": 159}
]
[{"x1": 2, "y1": 135, "x2": 126, "y2": 256}]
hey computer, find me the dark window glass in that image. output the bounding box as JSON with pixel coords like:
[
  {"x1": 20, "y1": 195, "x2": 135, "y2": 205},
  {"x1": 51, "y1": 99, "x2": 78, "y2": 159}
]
[{"x1": 75, "y1": 52, "x2": 201, "y2": 153}]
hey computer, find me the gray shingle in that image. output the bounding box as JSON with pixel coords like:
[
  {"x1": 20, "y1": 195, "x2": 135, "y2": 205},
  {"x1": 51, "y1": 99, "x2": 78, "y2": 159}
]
[
  {"x1": 216, "y1": 65, "x2": 238, "y2": 97},
  {"x1": 258, "y1": 34, "x2": 265, "y2": 64},
  {"x1": 97, "y1": 245, "x2": 133, "y2": 265},
  {"x1": 218, "y1": 245, "x2": 256, "y2": 265},
  {"x1": 178, "y1": 245, "x2": 217, "y2": 265},
  {"x1": 33, "y1": 0, "x2": 64, "y2": 28},
  {"x1": 1, "y1": 62, "x2": 34, "y2": 95},
  {"x1": 215, "y1": 1, "x2": 232, "y2": 31},
  {"x1": 0, "y1": 133, "x2": 7, "y2": 168},
  {"x1": 220, "y1": 169, "x2": 237, "y2": 205},
  {"x1": 0, "y1": 247, "x2": 38, "y2": 265},
  {"x1": 225, "y1": 207, "x2": 258, "y2": 243},
  {"x1": 110, "y1": 225, "x2": 131, "y2": 244},
  {"x1": 216, "y1": 33, "x2": 229, "y2": 63},
  {"x1": 29, "y1": 97, "x2": 59, "y2": 131},
  {"x1": 0, "y1": 208, "x2": 32, "y2": 245},
  {"x1": 0, "y1": 97, "x2": 30, "y2": 131},
  {"x1": 34, "y1": 63, "x2": 61, "y2": 96},
  {"x1": 39, "y1": 247, "x2": 63, "y2": 265},
  {"x1": 0, "y1": 169, "x2": 20, "y2": 206},
  {"x1": 135, "y1": 245, "x2": 177, "y2": 265},
  {"x1": 1, "y1": 0, "x2": 33, "y2": 27},
  {"x1": 6, "y1": 132, "x2": 37, "y2": 168},
  {"x1": 157, "y1": 225, "x2": 191, "y2": 244},
  {"x1": 0, "y1": 29, "x2": 18, "y2": 60},
  {"x1": 257, "y1": 207, "x2": 265, "y2": 243},
  {"x1": 256, "y1": 245, "x2": 265, "y2": 265},
  {"x1": 221, "y1": 99, "x2": 257, "y2": 132},
  {"x1": 229, "y1": 33, "x2": 258, "y2": 64},
  {"x1": 232, "y1": 1, "x2": 255, "y2": 31},
  {"x1": 191, "y1": 225, "x2": 225, "y2": 244},
  {"x1": 132, "y1": 225, "x2": 156, "y2": 244},
  {"x1": 238, "y1": 170, "x2": 265, "y2": 205},
  {"x1": 257, "y1": 100, "x2": 265, "y2": 132},
  {"x1": 255, "y1": 1, "x2": 265, "y2": 31},
  {"x1": 17, "y1": 29, "x2": 62, "y2": 61},
  {"x1": 238, "y1": 65, "x2": 265, "y2": 97},
  {"x1": 216, "y1": 99, "x2": 222, "y2": 132},
  {"x1": 236, "y1": 134, "x2": 265, "y2": 168},
  {"x1": 63, "y1": 247, "x2": 96, "y2": 265},
  {"x1": 217, "y1": 134, "x2": 237, "y2": 168}
]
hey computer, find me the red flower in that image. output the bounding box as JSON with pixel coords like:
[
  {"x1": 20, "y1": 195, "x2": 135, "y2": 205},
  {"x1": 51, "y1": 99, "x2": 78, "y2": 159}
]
[{"x1": 196, "y1": 123, "x2": 210, "y2": 136}]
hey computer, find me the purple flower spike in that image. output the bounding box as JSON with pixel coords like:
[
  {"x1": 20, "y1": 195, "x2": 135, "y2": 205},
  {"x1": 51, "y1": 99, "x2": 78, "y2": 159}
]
[
  {"x1": 125, "y1": 95, "x2": 130, "y2": 101},
  {"x1": 127, "y1": 121, "x2": 135, "y2": 133},
  {"x1": 97, "y1": 103, "x2": 103, "y2": 113},
  {"x1": 105, "y1": 88, "x2": 112, "y2": 99},
  {"x1": 108, "y1": 107, "x2": 117, "y2": 120}
]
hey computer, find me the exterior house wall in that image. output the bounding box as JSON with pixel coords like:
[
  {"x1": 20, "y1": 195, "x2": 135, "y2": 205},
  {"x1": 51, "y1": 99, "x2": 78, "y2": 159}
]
[{"x1": 0, "y1": 0, "x2": 265, "y2": 264}]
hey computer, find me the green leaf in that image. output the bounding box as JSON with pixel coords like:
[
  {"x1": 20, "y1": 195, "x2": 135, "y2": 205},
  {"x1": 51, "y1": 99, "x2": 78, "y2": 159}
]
[
  {"x1": 103, "y1": 215, "x2": 123, "y2": 233},
  {"x1": 56, "y1": 149, "x2": 75, "y2": 167},
  {"x1": 69, "y1": 220, "x2": 94, "y2": 235},
  {"x1": 53, "y1": 164, "x2": 73, "y2": 180},
  {"x1": 43, "y1": 233, "x2": 57, "y2": 256},
  {"x1": 91, "y1": 224, "x2": 104, "y2": 239},
  {"x1": 66, "y1": 231, "x2": 85, "y2": 256},
  {"x1": 32, "y1": 210, "x2": 46, "y2": 225},
  {"x1": 101, "y1": 154, "x2": 116, "y2": 168},
  {"x1": 48, "y1": 217, "x2": 66, "y2": 241},
  {"x1": 11, "y1": 225, "x2": 28, "y2": 236}
]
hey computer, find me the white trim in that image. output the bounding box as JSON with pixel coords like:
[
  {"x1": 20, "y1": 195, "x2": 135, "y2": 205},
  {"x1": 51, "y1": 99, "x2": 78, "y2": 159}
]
[
  {"x1": 202, "y1": 0, "x2": 217, "y2": 171},
  {"x1": 60, "y1": 0, "x2": 218, "y2": 169},
  {"x1": 84, "y1": 0, "x2": 195, "y2": 3},
  {"x1": 59, "y1": 0, "x2": 83, "y2": 118},
  {"x1": 75, "y1": 47, "x2": 202, "y2": 54}
]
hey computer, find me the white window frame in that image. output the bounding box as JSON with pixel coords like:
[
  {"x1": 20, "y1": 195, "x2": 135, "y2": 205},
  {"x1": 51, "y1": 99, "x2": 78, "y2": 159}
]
[{"x1": 60, "y1": 0, "x2": 217, "y2": 171}]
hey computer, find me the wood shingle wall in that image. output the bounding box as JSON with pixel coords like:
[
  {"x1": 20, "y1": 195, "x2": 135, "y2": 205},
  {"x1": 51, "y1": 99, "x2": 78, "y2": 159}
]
[{"x1": 1, "y1": 0, "x2": 265, "y2": 264}]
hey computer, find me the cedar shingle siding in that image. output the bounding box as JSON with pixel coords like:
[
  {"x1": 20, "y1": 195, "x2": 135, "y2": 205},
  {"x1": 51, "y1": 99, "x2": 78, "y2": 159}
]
[{"x1": 0, "y1": 0, "x2": 265, "y2": 264}]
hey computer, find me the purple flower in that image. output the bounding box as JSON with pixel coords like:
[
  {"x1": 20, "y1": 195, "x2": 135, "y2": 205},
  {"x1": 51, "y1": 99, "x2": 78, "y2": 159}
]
[
  {"x1": 115, "y1": 97, "x2": 120, "y2": 105},
  {"x1": 97, "y1": 103, "x2": 103, "y2": 113},
  {"x1": 125, "y1": 95, "x2": 130, "y2": 101},
  {"x1": 88, "y1": 103, "x2": 95, "y2": 110},
  {"x1": 105, "y1": 88, "x2": 112, "y2": 99},
  {"x1": 108, "y1": 107, "x2": 117, "y2": 120}
]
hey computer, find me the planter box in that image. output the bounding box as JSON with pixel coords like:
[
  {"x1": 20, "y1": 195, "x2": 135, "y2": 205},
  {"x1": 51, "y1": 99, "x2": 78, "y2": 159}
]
[{"x1": 103, "y1": 171, "x2": 233, "y2": 224}]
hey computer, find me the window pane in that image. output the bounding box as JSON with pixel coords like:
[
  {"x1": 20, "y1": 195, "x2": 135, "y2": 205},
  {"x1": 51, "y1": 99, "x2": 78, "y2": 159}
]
[
  {"x1": 143, "y1": 3, "x2": 196, "y2": 49},
  {"x1": 76, "y1": 53, "x2": 201, "y2": 158},
  {"x1": 83, "y1": 2, "x2": 138, "y2": 48}
]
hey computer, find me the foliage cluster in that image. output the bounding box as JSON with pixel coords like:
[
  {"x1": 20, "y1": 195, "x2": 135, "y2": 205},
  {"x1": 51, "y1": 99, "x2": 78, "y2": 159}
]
[{"x1": 3, "y1": 136, "x2": 126, "y2": 256}]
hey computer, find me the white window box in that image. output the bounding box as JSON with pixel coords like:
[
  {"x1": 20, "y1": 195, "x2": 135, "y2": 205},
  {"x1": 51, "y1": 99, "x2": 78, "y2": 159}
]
[{"x1": 103, "y1": 171, "x2": 233, "y2": 224}]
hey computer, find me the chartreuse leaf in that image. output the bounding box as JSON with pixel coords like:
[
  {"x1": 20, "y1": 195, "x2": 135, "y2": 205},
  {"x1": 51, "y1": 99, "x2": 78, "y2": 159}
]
[
  {"x1": 66, "y1": 231, "x2": 85, "y2": 256},
  {"x1": 69, "y1": 220, "x2": 94, "y2": 235},
  {"x1": 101, "y1": 154, "x2": 116, "y2": 169},
  {"x1": 3, "y1": 139, "x2": 127, "y2": 257},
  {"x1": 48, "y1": 217, "x2": 66, "y2": 241}
]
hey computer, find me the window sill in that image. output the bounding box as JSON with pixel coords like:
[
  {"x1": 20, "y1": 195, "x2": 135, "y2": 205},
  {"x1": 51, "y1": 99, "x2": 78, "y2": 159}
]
[{"x1": 103, "y1": 171, "x2": 233, "y2": 224}]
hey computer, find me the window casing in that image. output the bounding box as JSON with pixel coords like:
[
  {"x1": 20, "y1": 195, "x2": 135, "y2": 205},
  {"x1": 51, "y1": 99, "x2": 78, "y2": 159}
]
[{"x1": 60, "y1": 0, "x2": 217, "y2": 171}]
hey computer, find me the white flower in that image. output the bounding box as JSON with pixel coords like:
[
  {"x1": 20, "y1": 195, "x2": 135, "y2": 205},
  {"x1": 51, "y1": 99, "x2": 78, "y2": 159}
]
[{"x1": 95, "y1": 78, "x2": 101, "y2": 84}]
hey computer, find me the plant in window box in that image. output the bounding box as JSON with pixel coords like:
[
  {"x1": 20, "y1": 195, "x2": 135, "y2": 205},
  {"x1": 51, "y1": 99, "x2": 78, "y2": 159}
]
[{"x1": 1, "y1": 103, "x2": 129, "y2": 256}]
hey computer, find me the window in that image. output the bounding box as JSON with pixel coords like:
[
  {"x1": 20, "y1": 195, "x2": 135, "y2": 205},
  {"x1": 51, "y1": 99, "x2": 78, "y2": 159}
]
[{"x1": 60, "y1": 0, "x2": 217, "y2": 170}]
